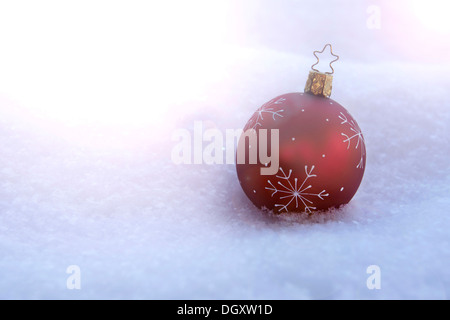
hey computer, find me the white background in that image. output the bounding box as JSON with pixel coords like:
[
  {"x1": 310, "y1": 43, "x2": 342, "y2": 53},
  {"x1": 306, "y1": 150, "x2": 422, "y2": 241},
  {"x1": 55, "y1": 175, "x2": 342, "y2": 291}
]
[{"x1": 0, "y1": 0, "x2": 449, "y2": 299}]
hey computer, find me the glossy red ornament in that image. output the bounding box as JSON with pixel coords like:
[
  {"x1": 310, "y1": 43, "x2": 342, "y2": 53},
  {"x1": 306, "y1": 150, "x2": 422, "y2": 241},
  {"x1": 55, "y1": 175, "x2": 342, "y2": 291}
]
[{"x1": 236, "y1": 45, "x2": 366, "y2": 214}]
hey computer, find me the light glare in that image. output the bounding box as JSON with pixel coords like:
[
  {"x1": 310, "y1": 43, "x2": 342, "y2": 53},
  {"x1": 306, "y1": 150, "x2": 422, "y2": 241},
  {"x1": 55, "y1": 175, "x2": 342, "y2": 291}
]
[
  {"x1": 413, "y1": 0, "x2": 450, "y2": 33},
  {"x1": 0, "y1": 0, "x2": 231, "y2": 126}
]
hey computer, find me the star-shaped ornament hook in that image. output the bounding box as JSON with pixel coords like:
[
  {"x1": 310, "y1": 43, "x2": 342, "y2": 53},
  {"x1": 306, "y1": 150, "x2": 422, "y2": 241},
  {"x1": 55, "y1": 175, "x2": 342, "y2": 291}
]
[
  {"x1": 304, "y1": 44, "x2": 339, "y2": 98},
  {"x1": 311, "y1": 44, "x2": 339, "y2": 75}
]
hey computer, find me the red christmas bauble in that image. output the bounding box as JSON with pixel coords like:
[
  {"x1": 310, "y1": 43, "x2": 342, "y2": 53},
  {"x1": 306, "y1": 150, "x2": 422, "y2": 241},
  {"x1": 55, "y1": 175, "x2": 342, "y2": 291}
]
[{"x1": 236, "y1": 92, "x2": 366, "y2": 213}]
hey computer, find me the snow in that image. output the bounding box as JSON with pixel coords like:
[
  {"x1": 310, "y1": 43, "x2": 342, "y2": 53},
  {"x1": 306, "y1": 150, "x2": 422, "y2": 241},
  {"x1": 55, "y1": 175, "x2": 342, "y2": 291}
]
[{"x1": 0, "y1": 0, "x2": 450, "y2": 299}]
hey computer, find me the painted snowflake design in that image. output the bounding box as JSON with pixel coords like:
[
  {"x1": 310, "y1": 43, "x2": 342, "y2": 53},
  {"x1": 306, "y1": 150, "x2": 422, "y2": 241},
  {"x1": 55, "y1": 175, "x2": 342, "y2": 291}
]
[
  {"x1": 339, "y1": 112, "x2": 366, "y2": 169},
  {"x1": 248, "y1": 97, "x2": 285, "y2": 130},
  {"x1": 265, "y1": 166, "x2": 329, "y2": 213}
]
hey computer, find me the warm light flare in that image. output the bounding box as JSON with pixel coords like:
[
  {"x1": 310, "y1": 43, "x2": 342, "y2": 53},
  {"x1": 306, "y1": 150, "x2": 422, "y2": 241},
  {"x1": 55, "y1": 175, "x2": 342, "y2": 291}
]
[
  {"x1": 0, "y1": 0, "x2": 232, "y2": 126},
  {"x1": 413, "y1": 0, "x2": 450, "y2": 33}
]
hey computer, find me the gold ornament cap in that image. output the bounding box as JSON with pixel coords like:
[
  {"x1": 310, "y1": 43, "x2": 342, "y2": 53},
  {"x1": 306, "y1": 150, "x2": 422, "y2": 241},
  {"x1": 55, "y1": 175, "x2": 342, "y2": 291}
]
[{"x1": 304, "y1": 44, "x2": 339, "y2": 98}]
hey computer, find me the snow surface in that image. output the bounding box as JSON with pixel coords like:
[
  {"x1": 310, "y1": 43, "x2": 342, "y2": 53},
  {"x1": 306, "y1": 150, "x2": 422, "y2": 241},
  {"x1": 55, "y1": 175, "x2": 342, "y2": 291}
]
[{"x1": 0, "y1": 0, "x2": 449, "y2": 299}]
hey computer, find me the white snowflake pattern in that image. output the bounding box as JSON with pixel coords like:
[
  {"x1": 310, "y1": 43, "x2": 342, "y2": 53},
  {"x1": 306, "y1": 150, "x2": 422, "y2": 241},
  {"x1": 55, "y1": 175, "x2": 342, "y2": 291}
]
[
  {"x1": 248, "y1": 97, "x2": 285, "y2": 130},
  {"x1": 265, "y1": 166, "x2": 329, "y2": 213},
  {"x1": 339, "y1": 112, "x2": 366, "y2": 169}
]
